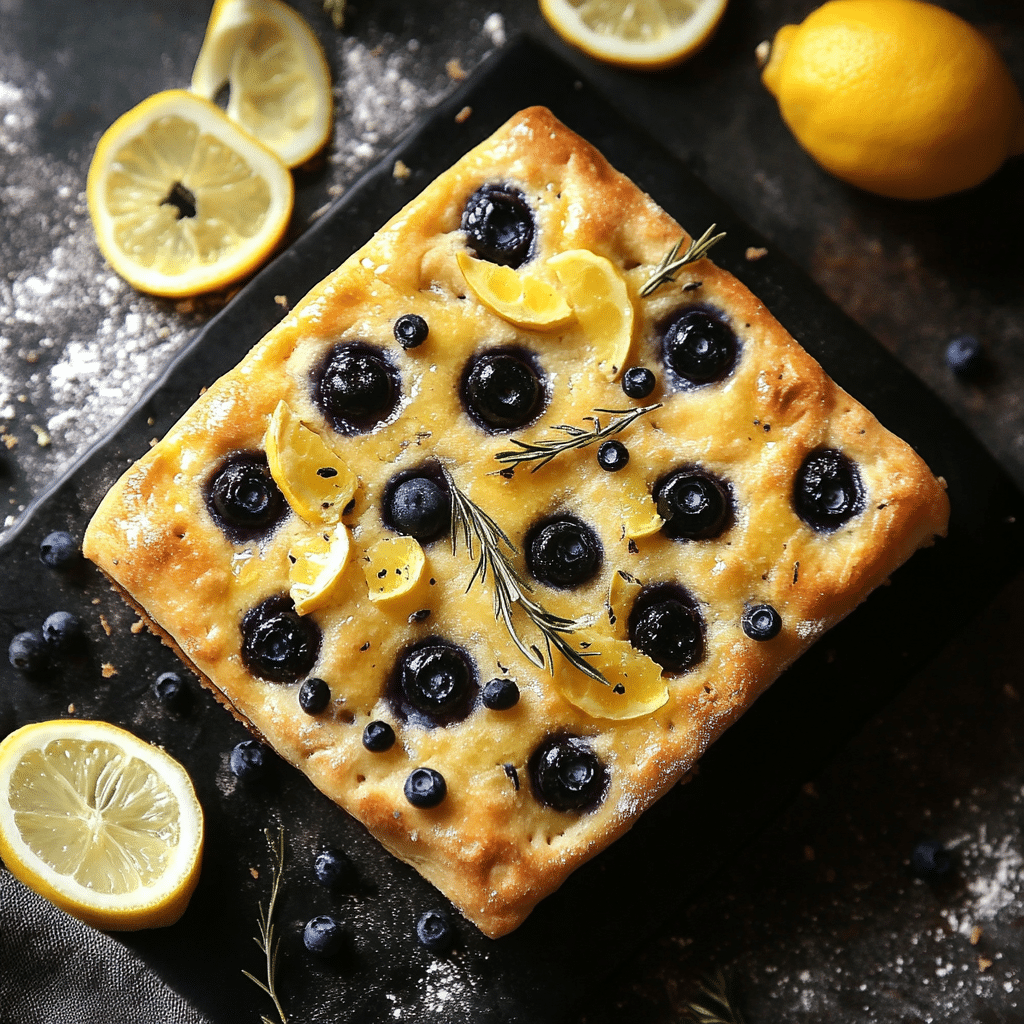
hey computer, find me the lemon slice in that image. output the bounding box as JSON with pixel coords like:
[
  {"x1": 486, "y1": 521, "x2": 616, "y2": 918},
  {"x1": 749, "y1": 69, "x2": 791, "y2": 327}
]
[
  {"x1": 0, "y1": 719, "x2": 204, "y2": 931},
  {"x1": 192, "y1": 0, "x2": 333, "y2": 168},
  {"x1": 264, "y1": 400, "x2": 358, "y2": 525},
  {"x1": 548, "y1": 249, "x2": 634, "y2": 380},
  {"x1": 621, "y1": 490, "x2": 664, "y2": 539},
  {"x1": 540, "y1": 0, "x2": 729, "y2": 70},
  {"x1": 86, "y1": 89, "x2": 293, "y2": 298},
  {"x1": 457, "y1": 251, "x2": 574, "y2": 331},
  {"x1": 289, "y1": 524, "x2": 351, "y2": 615},
  {"x1": 362, "y1": 536, "x2": 427, "y2": 603}
]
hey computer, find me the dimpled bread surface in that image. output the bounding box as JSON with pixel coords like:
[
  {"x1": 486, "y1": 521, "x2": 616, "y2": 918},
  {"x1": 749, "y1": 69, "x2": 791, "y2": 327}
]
[{"x1": 83, "y1": 106, "x2": 950, "y2": 938}]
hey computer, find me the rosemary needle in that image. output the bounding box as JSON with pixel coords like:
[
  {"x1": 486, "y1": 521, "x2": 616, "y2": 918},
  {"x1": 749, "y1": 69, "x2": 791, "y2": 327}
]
[
  {"x1": 443, "y1": 468, "x2": 608, "y2": 685},
  {"x1": 640, "y1": 224, "x2": 727, "y2": 297}
]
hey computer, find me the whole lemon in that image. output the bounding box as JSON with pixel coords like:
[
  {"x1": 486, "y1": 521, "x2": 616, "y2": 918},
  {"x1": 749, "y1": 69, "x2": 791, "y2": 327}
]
[{"x1": 761, "y1": 0, "x2": 1024, "y2": 200}]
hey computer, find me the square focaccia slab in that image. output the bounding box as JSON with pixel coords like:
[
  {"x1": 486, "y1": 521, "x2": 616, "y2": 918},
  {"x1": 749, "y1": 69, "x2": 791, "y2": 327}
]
[{"x1": 84, "y1": 106, "x2": 950, "y2": 938}]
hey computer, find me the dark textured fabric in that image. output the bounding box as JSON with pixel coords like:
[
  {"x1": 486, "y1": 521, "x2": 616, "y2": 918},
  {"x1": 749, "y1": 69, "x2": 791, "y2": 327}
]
[{"x1": 0, "y1": 869, "x2": 211, "y2": 1024}]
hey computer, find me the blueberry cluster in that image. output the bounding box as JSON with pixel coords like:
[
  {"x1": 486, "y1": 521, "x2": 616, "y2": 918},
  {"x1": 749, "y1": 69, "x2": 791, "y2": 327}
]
[{"x1": 9, "y1": 608, "x2": 85, "y2": 676}]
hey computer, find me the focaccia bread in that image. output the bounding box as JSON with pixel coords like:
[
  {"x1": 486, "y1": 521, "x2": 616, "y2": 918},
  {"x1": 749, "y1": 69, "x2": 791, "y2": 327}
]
[{"x1": 83, "y1": 107, "x2": 950, "y2": 938}]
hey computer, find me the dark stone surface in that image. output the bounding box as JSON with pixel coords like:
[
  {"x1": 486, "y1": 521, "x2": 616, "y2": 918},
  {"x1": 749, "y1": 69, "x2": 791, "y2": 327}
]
[{"x1": 2, "y1": 2, "x2": 1023, "y2": 1021}]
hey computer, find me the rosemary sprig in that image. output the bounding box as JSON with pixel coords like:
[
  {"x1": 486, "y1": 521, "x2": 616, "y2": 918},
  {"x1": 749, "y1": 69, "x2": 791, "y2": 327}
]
[
  {"x1": 684, "y1": 969, "x2": 747, "y2": 1024},
  {"x1": 242, "y1": 827, "x2": 288, "y2": 1024},
  {"x1": 443, "y1": 468, "x2": 607, "y2": 685},
  {"x1": 640, "y1": 224, "x2": 727, "y2": 297},
  {"x1": 494, "y1": 404, "x2": 662, "y2": 473}
]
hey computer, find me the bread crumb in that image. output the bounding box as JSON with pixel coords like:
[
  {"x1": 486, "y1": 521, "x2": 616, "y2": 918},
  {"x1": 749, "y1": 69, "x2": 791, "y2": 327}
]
[
  {"x1": 100, "y1": 615, "x2": 112, "y2": 636},
  {"x1": 979, "y1": 957, "x2": 993, "y2": 972},
  {"x1": 746, "y1": 246, "x2": 769, "y2": 261},
  {"x1": 131, "y1": 619, "x2": 145, "y2": 634},
  {"x1": 67, "y1": 703, "x2": 75, "y2": 714},
  {"x1": 250, "y1": 867, "x2": 259, "y2": 879},
  {"x1": 455, "y1": 105, "x2": 472, "y2": 124},
  {"x1": 393, "y1": 159, "x2": 411, "y2": 181},
  {"x1": 30, "y1": 424, "x2": 51, "y2": 447},
  {"x1": 2, "y1": 433, "x2": 18, "y2": 450},
  {"x1": 970, "y1": 925, "x2": 983, "y2": 945},
  {"x1": 446, "y1": 59, "x2": 467, "y2": 81},
  {"x1": 274, "y1": 294, "x2": 289, "y2": 309},
  {"x1": 101, "y1": 663, "x2": 117, "y2": 678}
]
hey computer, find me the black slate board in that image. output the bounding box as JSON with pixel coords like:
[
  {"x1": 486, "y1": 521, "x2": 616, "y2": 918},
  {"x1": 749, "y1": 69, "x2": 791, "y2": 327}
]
[{"x1": 3, "y1": 37, "x2": 1024, "y2": 1024}]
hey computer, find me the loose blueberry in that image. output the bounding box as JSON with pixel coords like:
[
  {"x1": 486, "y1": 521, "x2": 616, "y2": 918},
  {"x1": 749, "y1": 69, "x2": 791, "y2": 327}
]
[
  {"x1": 303, "y1": 914, "x2": 345, "y2": 958},
  {"x1": 461, "y1": 350, "x2": 544, "y2": 431},
  {"x1": 946, "y1": 334, "x2": 984, "y2": 378},
  {"x1": 525, "y1": 516, "x2": 603, "y2": 589},
  {"x1": 41, "y1": 611, "x2": 84, "y2": 653},
  {"x1": 528, "y1": 735, "x2": 608, "y2": 813},
  {"x1": 229, "y1": 739, "x2": 268, "y2": 781},
  {"x1": 661, "y1": 307, "x2": 738, "y2": 386},
  {"x1": 416, "y1": 908, "x2": 455, "y2": 953},
  {"x1": 622, "y1": 366, "x2": 656, "y2": 399},
  {"x1": 481, "y1": 677, "x2": 520, "y2": 711},
  {"x1": 9, "y1": 630, "x2": 47, "y2": 675},
  {"x1": 363, "y1": 720, "x2": 396, "y2": 751},
  {"x1": 39, "y1": 530, "x2": 80, "y2": 570},
  {"x1": 395, "y1": 641, "x2": 476, "y2": 724},
  {"x1": 383, "y1": 474, "x2": 449, "y2": 542},
  {"x1": 206, "y1": 452, "x2": 285, "y2": 542},
  {"x1": 597, "y1": 440, "x2": 629, "y2": 472},
  {"x1": 299, "y1": 676, "x2": 331, "y2": 715},
  {"x1": 461, "y1": 183, "x2": 535, "y2": 268},
  {"x1": 315, "y1": 343, "x2": 399, "y2": 434},
  {"x1": 404, "y1": 766, "x2": 447, "y2": 808},
  {"x1": 394, "y1": 313, "x2": 429, "y2": 350},
  {"x1": 314, "y1": 848, "x2": 356, "y2": 889},
  {"x1": 240, "y1": 595, "x2": 321, "y2": 684},
  {"x1": 741, "y1": 604, "x2": 782, "y2": 641},
  {"x1": 909, "y1": 838, "x2": 954, "y2": 881},
  {"x1": 628, "y1": 584, "x2": 705, "y2": 674},
  {"x1": 154, "y1": 671, "x2": 192, "y2": 713},
  {"x1": 794, "y1": 448, "x2": 864, "y2": 532},
  {"x1": 654, "y1": 468, "x2": 733, "y2": 541}
]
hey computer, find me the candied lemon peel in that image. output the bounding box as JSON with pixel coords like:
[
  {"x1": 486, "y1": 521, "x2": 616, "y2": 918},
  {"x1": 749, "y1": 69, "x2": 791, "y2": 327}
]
[{"x1": 0, "y1": 719, "x2": 204, "y2": 931}]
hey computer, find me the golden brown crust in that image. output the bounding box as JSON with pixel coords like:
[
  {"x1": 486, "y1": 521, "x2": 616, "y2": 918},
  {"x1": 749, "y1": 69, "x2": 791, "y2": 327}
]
[{"x1": 83, "y1": 107, "x2": 949, "y2": 937}]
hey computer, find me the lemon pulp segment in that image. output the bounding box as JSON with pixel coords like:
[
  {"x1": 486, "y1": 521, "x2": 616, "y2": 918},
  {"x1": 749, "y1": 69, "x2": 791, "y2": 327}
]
[{"x1": 457, "y1": 251, "x2": 574, "y2": 330}]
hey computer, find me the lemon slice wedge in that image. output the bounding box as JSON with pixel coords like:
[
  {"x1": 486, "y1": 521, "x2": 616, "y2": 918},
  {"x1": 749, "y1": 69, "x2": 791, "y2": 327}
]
[
  {"x1": 540, "y1": 0, "x2": 729, "y2": 70},
  {"x1": 86, "y1": 89, "x2": 293, "y2": 298},
  {"x1": 362, "y1": 536, "x2": 427, "y2": 603},
  {"x1": 192, "y1": 0, "x2": 333, "y2": 168},
  {"x1": 548, "y1": 249, "x2": 634, "y2": 380},
  {"x1": 457, "y1": 251, "x2": 574, "y2": 331},
  {"x1": 289, "y1": 524, "x2": 351, "y2": 615},
  {"x1": 264, "y1": 400, "x2": 358, "y2": 525},
  {"x1": 0, "y1": 719, "x2": 204, "y2": 931}
]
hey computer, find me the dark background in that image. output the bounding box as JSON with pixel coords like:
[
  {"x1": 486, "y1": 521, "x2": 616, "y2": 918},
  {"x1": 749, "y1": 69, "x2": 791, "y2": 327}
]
[{"x1": 1, "y1": 2, "x2": 1022, "y2": 1021}]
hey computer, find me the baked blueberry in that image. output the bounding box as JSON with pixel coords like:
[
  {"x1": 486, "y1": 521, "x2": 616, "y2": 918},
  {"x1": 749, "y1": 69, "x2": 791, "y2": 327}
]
[
  {"x1": 299, "y1": 676, "x2": 331, "y2": 715},
  {"x1": 8, "y1": 630, "x2": 47, "y2": 675},
  {"x1": 946, "y1": 334, "x2": 984, "y2": 377},
  {"x1": 661, "y1": 307, "x2": 738, "y2": 386},
  {"x1": 363, "y1": 720, "x2": 396, "y2": 751},
  {"x1": 229, "y1": 739, "x2": 268, "y2": 781},
  {"x1": 481, "y1": 677, "x2": 520, "y2": 710},
  {"x1": 394, "y1": 313, "x2": 429, "y2": 350},
  {"x1": 528, "y1": 734, "x2": 608, "y2": 813},
  {"x1": 597, "y1": 440, "x2": 629, "y2": 472},
  {"x1": 314, "y1": 847, "x2": 356, "y2": 889},
  {"x1": 741, "y1": 603, "x2": 782, "y2": 641},
  {"x1": 41, "y1": 610, "x2": 84, "y2": 653},
  {"x1": 525, "y1": 516, "x2": 602, "y2": 589},
  {"x1": 794, "y1": 448, "x2": 864, "y2": 531},
  {"x1": 654, "y1": 467, "x2": 733, "y2": 541},
  {"x1": 628, "y1": 584, "x2": 705, "y2": 674},
  {"x1": 240, "y1": 595, "x2": 321, "y2": 684},
  {"x1": 39, "y1": 530, "x2": 79, "y2": 570},
  {"x1": 461, "y1": 349, "x2": 544, "y2": 431},
  {"x1": 382, "y1": 473, "x2": 449, "y2": 542},
  {"x1": 404, "y1": 767, "x2": 447, "y2": 808},
  {"x1": 154, "y1": 671, "x2": 191, "y2": 713},
  {"x1": 416, "y1": 908, "x2": 455, "y2": 953},
  {"x1": 206, "y1": 452, "x2": 285, "y2": 542},
  {"x1": 461, "y1": 183, "x2": 535, "y2": 268},
  {"x1": 622, "y1": 366, "x2": 656, "y2": 399},
  {"x1": 394, "y1": 640, "x2": 476, "y2": 725},
  {"x1": 909, "y1": 838, "x2": 954, "y2": 881},
  {"x1": 303, "y1": 914, "x2": 345, "y2": 958},
  {"x1": 315, "y1": 342, "x2": 399, "y2": 434}
]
